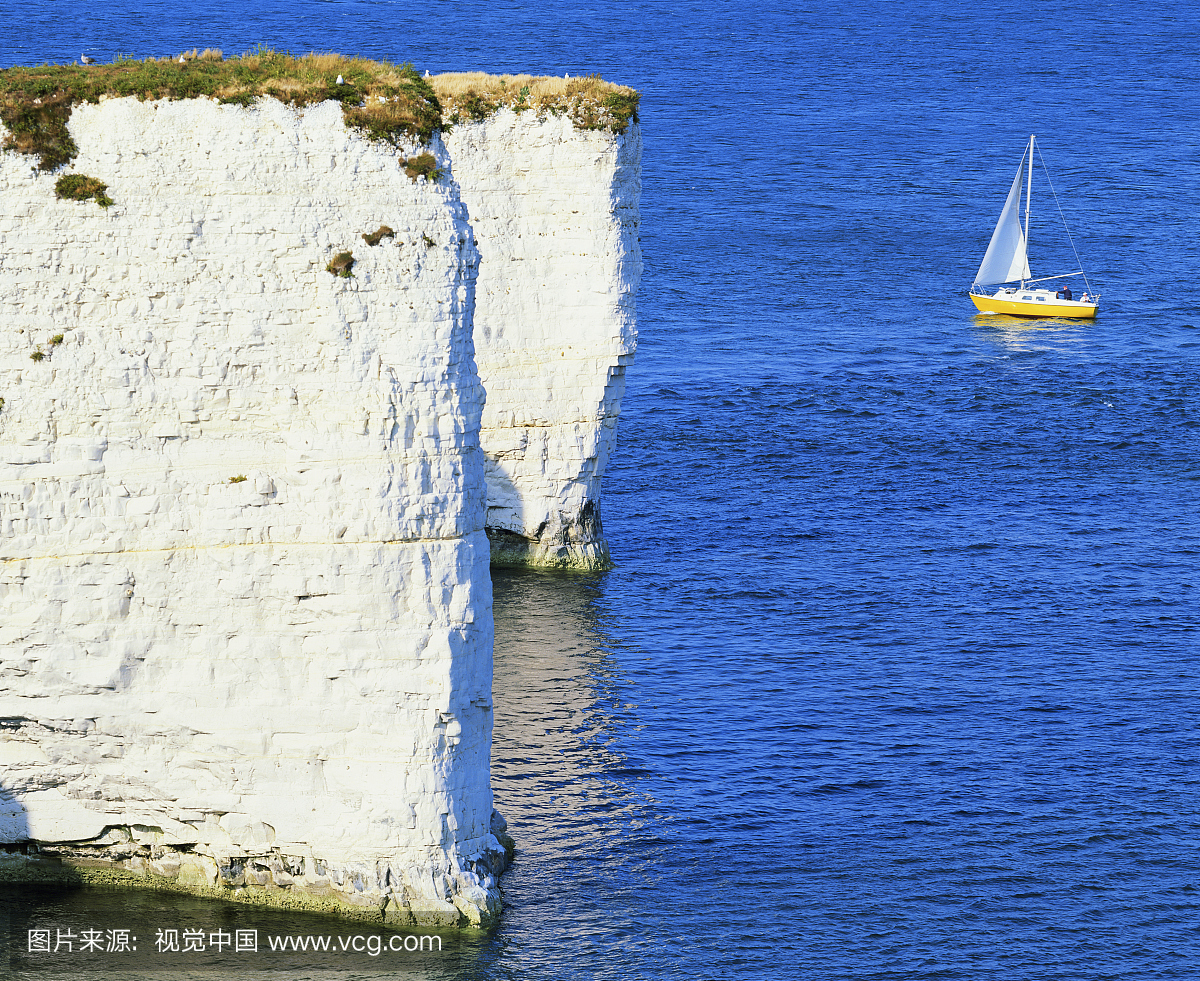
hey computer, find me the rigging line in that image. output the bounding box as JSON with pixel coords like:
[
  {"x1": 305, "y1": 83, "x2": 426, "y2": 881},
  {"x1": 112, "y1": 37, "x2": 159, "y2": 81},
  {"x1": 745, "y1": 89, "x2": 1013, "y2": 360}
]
[
  {"x1": 1025, "y1": 272, "x2": 1085, "y2": 284},
  {"x1": 1034, "y1": 141, "x2": 1094, "y2": 295}
]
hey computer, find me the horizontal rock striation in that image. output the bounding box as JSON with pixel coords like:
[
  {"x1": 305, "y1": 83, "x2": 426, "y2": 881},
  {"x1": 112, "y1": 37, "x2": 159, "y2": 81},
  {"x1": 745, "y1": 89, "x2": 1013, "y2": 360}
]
[{"x1": 0, "y1": 96, "x2": 506, "y2": 925}]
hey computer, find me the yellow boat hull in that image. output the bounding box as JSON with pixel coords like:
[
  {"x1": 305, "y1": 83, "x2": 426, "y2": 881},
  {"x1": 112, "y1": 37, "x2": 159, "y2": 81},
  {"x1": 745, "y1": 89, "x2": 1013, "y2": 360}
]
[{"x1": 970, "y1": 288, "x2": 1098, "y2": 319}]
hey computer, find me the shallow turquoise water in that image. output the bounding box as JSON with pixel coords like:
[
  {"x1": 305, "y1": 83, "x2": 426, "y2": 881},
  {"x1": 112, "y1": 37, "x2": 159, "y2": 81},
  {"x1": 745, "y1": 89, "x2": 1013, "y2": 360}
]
[{"x1": 4, "y1": 2, "x2": 1200, "y2": 978}]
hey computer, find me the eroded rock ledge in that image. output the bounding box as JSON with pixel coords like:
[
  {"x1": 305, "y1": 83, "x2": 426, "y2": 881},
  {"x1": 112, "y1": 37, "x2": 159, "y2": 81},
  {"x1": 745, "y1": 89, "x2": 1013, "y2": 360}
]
[{"x1": 0, "y1": 809, "x2": 516, "y2": 927}]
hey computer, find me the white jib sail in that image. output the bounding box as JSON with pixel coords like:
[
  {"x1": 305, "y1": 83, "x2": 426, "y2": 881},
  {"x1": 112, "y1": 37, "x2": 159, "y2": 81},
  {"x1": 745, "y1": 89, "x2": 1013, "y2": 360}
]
[{"x1": 974, "y1": 156, "x2": 1032, "y2": 287}]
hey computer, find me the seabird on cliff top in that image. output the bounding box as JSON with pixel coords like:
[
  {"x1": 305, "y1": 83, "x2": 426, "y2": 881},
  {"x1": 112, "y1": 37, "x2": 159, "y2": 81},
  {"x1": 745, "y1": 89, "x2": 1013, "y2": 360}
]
[
  {"x1": 80, "y1": 54, "x2": 95, "y2": 65},
  {"x1": 336, "y1": 75, "x2": 344, "y2": 85}
]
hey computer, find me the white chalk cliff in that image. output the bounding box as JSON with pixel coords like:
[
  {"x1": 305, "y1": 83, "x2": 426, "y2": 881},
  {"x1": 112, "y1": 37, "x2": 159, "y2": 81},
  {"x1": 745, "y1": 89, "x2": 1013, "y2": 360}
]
[
  {"x1": 447, "y1": 110, "x2": 641, "y2": 570},
  {"x1": 0, "y1": 92, "x2": 636, "y2": 924}
]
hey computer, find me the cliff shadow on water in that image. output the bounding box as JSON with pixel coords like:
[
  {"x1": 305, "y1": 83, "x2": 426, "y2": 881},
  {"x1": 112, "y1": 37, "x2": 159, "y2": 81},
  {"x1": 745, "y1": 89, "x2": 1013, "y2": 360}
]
[
  {"x1": 489, "y1": 566, "x2": 653, "y2": 876},
  {"x1": 0, "y1": 780, "x2": 75, "y2": 972},
  {"x1": 1, "y1": 751, "x2": 83, "y2": 891}
]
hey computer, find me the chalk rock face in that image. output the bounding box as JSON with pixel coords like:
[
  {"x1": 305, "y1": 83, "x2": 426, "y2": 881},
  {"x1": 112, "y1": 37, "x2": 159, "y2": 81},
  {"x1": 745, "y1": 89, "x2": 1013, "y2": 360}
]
[
  {"x1": 0, "y1": 97, "x2": 505, "y2": 925},
  {"x1": 444, "y1": 111, "x2": 641, "y2": 570}
]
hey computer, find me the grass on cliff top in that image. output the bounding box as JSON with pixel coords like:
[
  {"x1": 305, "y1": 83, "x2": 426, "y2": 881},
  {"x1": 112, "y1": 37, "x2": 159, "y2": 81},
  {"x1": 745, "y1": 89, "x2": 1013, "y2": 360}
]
[
  {"x1": 0, "y1": 50, "x2": 640, "y2": 172},
  {"x1": 0, "y1": 48, "x2": 442, "y2": 171},
  {"x1": 430, "y1": 72, "x2": 639, "y2": 134}
]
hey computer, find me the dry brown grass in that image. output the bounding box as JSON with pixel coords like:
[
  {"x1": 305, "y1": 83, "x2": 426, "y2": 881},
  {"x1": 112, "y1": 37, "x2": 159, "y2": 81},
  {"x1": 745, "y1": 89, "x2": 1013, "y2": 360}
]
[
  {"x1": 430, "y1": 72, "x2": 639, "y2": 133},
  {"x1": 170, "y1": 48, "x2": 225, "y2": 64},
  {"x1": 263, "y1": 78, "x2": 308, "y2": 95},
  {"x1": 431, "y1": 72, "x2": 617, "y2": 102}
]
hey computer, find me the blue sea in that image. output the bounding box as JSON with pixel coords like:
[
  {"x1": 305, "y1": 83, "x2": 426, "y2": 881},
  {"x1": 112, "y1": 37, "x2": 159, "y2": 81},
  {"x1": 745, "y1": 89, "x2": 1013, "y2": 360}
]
[{"x1": 3, "y1": 2, "x2": 1199, "y2": 978}]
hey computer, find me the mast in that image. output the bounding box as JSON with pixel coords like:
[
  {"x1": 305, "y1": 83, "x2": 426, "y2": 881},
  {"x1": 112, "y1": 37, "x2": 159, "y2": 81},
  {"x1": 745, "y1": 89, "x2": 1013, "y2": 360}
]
[{"x1": 1022, "y1": 134, "x2": 1034, "y2": 286}]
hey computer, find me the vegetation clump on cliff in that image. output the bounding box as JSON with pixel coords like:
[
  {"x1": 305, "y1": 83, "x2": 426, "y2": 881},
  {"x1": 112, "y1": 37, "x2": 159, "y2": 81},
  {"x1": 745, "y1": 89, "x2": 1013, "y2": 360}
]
[
  {"x1": 0, "y1": 52, "x2": 640, "y2": 173},
  {"x1": 0, "y1": 49, "x2": 442, "y2": 171},
  {"x1": 402, "y1": 151, "x2": 441, "y2": 182},
  {"x1": 54, "y1": 173, "x2": 113, "y2": 207},
  {"x1": 326, "y1": 251, "x2": 355, "y2": 278},
  {"x1": 362, "y1": 225, "x2": 395, "y2": 246},
  {"x1": 430, "y1": 72, "x2": 639, "y2": 134}
]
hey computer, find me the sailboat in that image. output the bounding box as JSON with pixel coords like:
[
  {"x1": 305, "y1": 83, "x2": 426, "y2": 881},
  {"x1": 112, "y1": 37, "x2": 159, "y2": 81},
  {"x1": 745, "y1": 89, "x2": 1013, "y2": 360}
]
[{"x1": 969, "y1": 135, "x2": 1099, "y2": 318}]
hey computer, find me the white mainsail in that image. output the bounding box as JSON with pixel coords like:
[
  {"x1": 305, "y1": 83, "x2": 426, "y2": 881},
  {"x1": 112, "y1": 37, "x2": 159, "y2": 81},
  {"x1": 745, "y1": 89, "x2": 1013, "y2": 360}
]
[{"x1": 974, "y1": 154, "x2": 1032, "y2": 287}]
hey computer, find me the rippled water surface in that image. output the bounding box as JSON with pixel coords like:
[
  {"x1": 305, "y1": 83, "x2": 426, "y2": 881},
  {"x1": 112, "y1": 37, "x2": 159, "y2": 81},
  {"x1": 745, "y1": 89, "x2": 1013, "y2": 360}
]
[{"x1": 4, "y1": 2, "x2": 1200, "y2": 978}]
